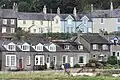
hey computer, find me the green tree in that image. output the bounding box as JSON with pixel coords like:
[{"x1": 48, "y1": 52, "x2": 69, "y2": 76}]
[
  {"x1": 18, "y1": 1, "x2": 30, "y2": 12},
  {"x1": 107, "y1": 56, "x2": 117, "y2": 65}
]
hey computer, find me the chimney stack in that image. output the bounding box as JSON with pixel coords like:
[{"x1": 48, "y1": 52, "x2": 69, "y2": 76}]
[
  {"x1": 13, "y1": 2, "x2": 18, "y2": 12},
  {"x1": 73, "y1": 7, "x2": 77, "y2": 17},
  {"x1": 91, "y1": 4, "x2": 93, "y2": 12},
  {"x1": 110, "y1": 2, "x2": 113, "y2": 11},
  {"x1": 57, "y1": 7, "x2": 60, "y2": 15},
  {"x1": 43, "y1": 5, "x2": 47, "y2": 14}
]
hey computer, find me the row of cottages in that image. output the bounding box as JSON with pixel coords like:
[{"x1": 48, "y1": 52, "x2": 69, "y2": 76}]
[
  {"x1": 0, "y1": 39, "x2": 89, "y2": 71},
  {"x1": 0, "y1": 3, "x2": 93, "y2": 34},
  {"x1": 90, "y1": 2, "x2": 120, "y2": 33},
  {"x1": 0, "y1": 33, "x2": 112, "y2": 71}
]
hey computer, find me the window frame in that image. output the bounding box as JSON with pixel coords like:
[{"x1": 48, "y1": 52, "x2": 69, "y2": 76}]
[
  {"x1": 23, "y1": 20, "x2": 26, "y2": 24},
  {"x1": 93, "y1": 44, "x2": 98, "y2": 50},
  {"x1": 64, "y1": 45, "x2": 69, "y2": 50},
  {"x1": 22, "y1": 45, "x2": 29, "y2": 51},
  {"x1": 11, "y1": 28, "x2": 15, "y2": 33},
  {"x1": 11, "y1": 19, "x2": 15, "y2": 25},
  {"x1": 62, "y1": 55, "x2": 68, "y2": 64},
  {"x1": 67, "y1": 19, "x2": 72, "y2": 25},
  {"x1": 78, "y1": 45, "x2": 83, "y2": 50},
  {"x1": 102, "y1": 44, "x2": 108, "y2": 50},
  {"x1": 8, "y1": 45, "x2": 15, "y2": 51},
  {"x1": 35, "y1": 55, "x2": 44, "y2": 65},
  {"x1": 100, "y1": 18, "x2": 104, "y2": 24},
  {"x1": 3, "y1": 19, "x2": 7, "y2": 24},
  {"x1": 78, "y1": 56, "x2": 84, "y2": 64},
  {"x1": 6, "y1": 55, "x2": 16, "y2": 66},
  {"x1": 2, "y1": 27, "x2": 6, "y2": 33}
]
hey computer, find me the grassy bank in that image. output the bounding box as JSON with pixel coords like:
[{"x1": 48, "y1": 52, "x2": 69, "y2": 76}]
[{"x1": 0, "y1": 71, "x2": 120, "y2": 80}]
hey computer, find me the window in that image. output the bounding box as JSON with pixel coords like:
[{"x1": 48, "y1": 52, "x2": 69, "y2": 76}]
[
  {"x1": 67, "y1": 19, "x2": 72, "y2": 25},
  {"x1": 11, "y1": 28, "x2": 15, "y2": 33},
  {"x1": 117, "y1": 52, "x2": 119, "y2": 56},
  {"x1": 8, "y1": 45, "x2": 15, "y2": 51},
  {"x1": 26, "y1": 56, "x2": 30, "y2": 65},
  {"x1": 118, "y1": 18, "x2": 120, "y2": 23},
  {"x1": 23, "y1": 20, "x2": 26, "y2": 24},
  {"x1": 88, "y1": 28, "x2": 92, "y2": 33},
  {"x1": 36, "y1": 46, "x2": 43, "y2": 51},
  {"x1": 62, "y1": 56, "x2": 67, "y2": 64},
  {"x1": 32, "y1": 21, "x2": 34, "y2": 25},
  {"x1": 11, "y1": 19, "x2": 15, "y2": 24},
  {"x1": 64, "y1": 45, "x2": 69, "y2": 50},
  {"x1": 80, "y1": 28, "x2": 84, "y2": 32},
  {"x1": 2, "y1": 27, "x2": 6, "y2": 33},
  {"x1": 35, "y1": 55, "x2": 44, "y2": 65},
  {"x1": 41, "y1": 21, "x2": 43, "y2": 25},
  {"x1": 102, "y1": 44, "x2": 108, "y2": 50},
  {"x1": 6, "y1": 55, "x2": 16, "y2": 66},
  {"x1": 100, "y1": 18, "x2": 104, "y2": 24},
  {"x1": 83, "y1": 20, "x2": 87, "y2": 25},
  {"x1": 78, "y1": 56, "x2": 83, "y2": 63},
  {"x1": 53, "y1": 56, "x2": 57, "y2": 65},
  {"x1": 93, "y1": 44, "x2": 98, "y2": 50},
  {"x1": 3, "y1": 19, "x2": 7, "y2": 24},
  {"x1": 46, "y1": 57, "x2": 50, "y2": 63},
  {"x1": 67, "y1": 27, "x2": 69, "y2": 33},
  {"x1": 50, "y1": 46, "x2": 55, "y2": 51},
  {"x1": 33, "y1": 29, "x2": 36, "y2": 33},
  {"x1": 22, "y1": 45, "x2": 29, "y2": 51},
  {"x1": 113, "y1": 52, "x2": 116, "y2": 56},
  {"x1": 55, "y1": 19, "x2": 58, "y2": 24},
  {"x1": 118, "y1": 27, "x2": 120, "y2": 31},
  {"x1": 78, "y1": 45, "x2": 83, "y2": 50}
]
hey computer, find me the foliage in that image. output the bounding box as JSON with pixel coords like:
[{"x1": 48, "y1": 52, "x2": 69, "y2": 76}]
[
  {"x1": 50, "y1": 61, "x2": 54, "y2": 69},
  {"x1": 0, "y1": 0, "x2": 120, "y2": 13},
  {"x1": 73, "y1": 64, "x2": 80, "y2": 68},
  {"x1": 107, "y1": 56, "x2": 117, "y2": 65}
]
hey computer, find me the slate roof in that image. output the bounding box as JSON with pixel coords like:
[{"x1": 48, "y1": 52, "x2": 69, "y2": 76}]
[
  {"x1": 0, "y1": 9, "x2": 17, "y2": 18},
  {"x1": 81, "y1": 33, "x2": 110, "y2": 44},
  {"x1": 87, "y1": 9, "x2": 120, "y2": 18}
]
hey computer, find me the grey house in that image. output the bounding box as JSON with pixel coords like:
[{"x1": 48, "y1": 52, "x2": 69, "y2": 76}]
[
  {"x1": 0, "y1": 39, "x2": 89, "y2": 71},
  {"x1": 75, "y1": 33, "x2": 111, "y2": 61}
]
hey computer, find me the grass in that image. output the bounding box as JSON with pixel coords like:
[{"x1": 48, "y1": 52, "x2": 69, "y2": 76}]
[{"x1": 0, "y1": 71, "x2": 120, "y2": 80}]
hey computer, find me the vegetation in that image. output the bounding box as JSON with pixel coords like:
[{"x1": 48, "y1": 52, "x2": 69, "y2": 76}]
[
  {"x1": 0, "y1": 0, "x2": 120, "y2": 13},
  {"x1": 73, "y1": 64, "x2": 80, "y2": 68},
  {"x1": 107, "y1": 56, "x2": 118, "y2": 65},
  {"x1": 1, "y1": 72, "x2": 120, "y2": 80}
]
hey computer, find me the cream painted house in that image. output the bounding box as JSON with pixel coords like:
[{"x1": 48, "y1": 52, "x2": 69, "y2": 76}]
[
  {"x1": 90, "y1": 2, "x2": 120, "y2": 33},
  {"x1": 17, "y1": 6, "x2": 61, "y2": 33}
]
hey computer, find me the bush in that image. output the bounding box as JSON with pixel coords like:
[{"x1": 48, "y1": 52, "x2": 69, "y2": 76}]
[
  {"x1": 50, "y1": 61, "x2": 54, "y2": 70},
  {"x1": 73, "y1": 64, "x2": 80, "y2": 68},
  {"x1": 107, "y1": 56, "x2": 117, "y2": 65}
]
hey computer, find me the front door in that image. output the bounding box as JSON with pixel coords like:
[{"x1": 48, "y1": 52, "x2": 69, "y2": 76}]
[
  {"x1": 70, "y1": 57, "x2": 73, "y2": 67},
  {"x1": 46, "y1": 57, "x2": 50, "y2": 68},
  {"x1": 19, "y1": 59, "x2": 23, "y2": 69}
]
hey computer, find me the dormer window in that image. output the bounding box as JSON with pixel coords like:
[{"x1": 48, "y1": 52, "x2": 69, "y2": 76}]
[
  {"x1": 102, "y1": 44, "x2": 108, "y2": 50},
  {"x1": 83, "y1": 19, "x2": 87, "y2": 25},
  {"x1": 8, "y1": 45, "x2": 15, "y2": 51},
  {"x1": 36, "y1": 46, "x2": 43, "y2": 51},
  {"x1": 22, "y1": 45, "x2": 29, "y2": 51},
  {"x1": 50, "y1": 46, "x2": 55, "y2": 50},
  {"x1": 64, "y1": 45, "x2": 69, "y2": 50},
  {"x1": 93, "y1": 44, "x2": 98, "y2": 50},
  {"x1": 78, "y1": 45, "x2": 83, "y2": 50}
]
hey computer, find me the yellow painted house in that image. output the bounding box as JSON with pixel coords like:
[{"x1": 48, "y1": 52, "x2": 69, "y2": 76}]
[{"x1": 17, "y1": 6, "x2": 61, "y2": 33}]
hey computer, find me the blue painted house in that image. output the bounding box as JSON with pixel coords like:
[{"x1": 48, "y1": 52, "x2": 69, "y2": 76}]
[{"x1": 59, "y1": 7, "x2": 93, "y2": 33}]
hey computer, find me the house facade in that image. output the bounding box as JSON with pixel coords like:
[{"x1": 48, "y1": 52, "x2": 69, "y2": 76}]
[
  {"x1": 75, "y1": 33, "x2": 111, "y2": 61},
  {"x1": 0, "y1": 39, "x2": 89, "y2": 71},
  {"x1": 90, "y1": 2, "x2": 120, "y2": 33}
]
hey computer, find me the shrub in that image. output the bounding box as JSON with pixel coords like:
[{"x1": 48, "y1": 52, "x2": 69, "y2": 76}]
[
  {"x1": 73, "y1": 64, "x2": 80, "y2": 68},
  {"x1": 50, "y1": 61, "x2": 54, "y2": 70},
  {"x1": 107, "y1": 56, "x2": 117, "y2": 65}
]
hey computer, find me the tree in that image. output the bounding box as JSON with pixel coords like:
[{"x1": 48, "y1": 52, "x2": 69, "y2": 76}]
[
  {"x1": 107, "y1": 56, "x2": 117, "y2": 65},
  {"x1": 18, "y1": 1, "x2": 30, "y2": 12}
]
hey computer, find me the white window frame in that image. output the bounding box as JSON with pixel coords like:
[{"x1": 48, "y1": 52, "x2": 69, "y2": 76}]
[
  {"x1": 11, "y1": 28, "x2": 15, "y2": 33},
  {"x1": 102, "y1": 44, "x2": 108, "y2": 50},
  {"x1": 23, "y1": 20, "x2": 26, "y2": 24},
  {"x1": 8, "y1": 45, "x2": 15, "y2": 51},
  {"x1": 82, "y1": 19, "x2": 87, "y2": 25},
  {"x1": 117, "y1": 18, "x2": 120, "y2": 24},
  {"x1": 27, "y1": 56, "x2": 31, "y2": 65},
  {"x1": 36, "y1": 45, "x2": 43, "y2": 51},
  {"x1": 62, "y1": 55, "x2": 68, "y2": 64},
  {"x1": 78, "y1": 56, "x2": 84, "y2": 64},
  {"x1": 22, "y1": 45, "x2": 29, "y2": 51},
  {"x1": 2, "y1": 27, "x2": 6, "y2": 33},
  {"x1": 6, "y1": 55, "x2": 16, "y2": 66},
  {"x1": 35, "y1": 55, "x2": 44, "y2": 65},
  {"x1": 78, "y1": 45, "x2": 83, "y2": 50},
  {"x1": 3, "y1": 19, "x2": 7, "y2": 24},
  {"x1": 11, "y1": 19, "x2": 15, "y2": 25},
  {"x1": 93, "y1": 44, "x2": 98, "y2": 50}
]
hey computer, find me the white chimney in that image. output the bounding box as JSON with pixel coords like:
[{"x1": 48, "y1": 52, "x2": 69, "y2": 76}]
[
  {"x1": 57, "y1": 7, "x2": 60, "y2": 15},
  {"x1": 43, "y1": 5, "x2": 47, "y2": 14},
  {"x1": 73, "y1": 7, "x2": 77, "y2": 17},
  {"x1": 110, "y1": 2, "x2": 113, "y2": 11},
  {"x1": 13, "y1": 2, "x2": 18, "y2": 12},
  {"x1": 91, "y1": 4, "x2": 93, "y2": 12}
]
